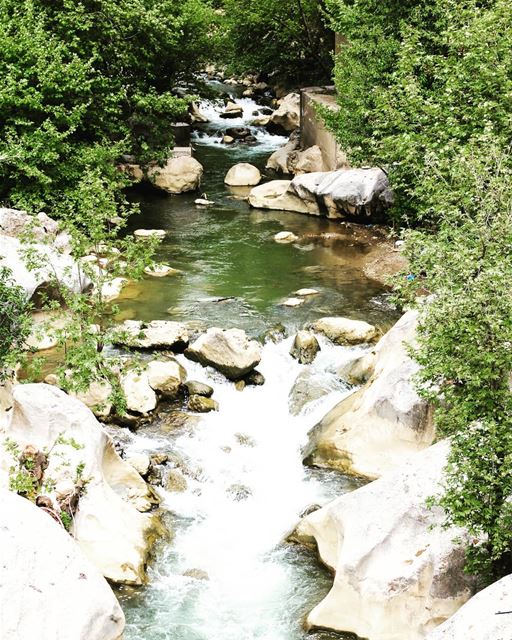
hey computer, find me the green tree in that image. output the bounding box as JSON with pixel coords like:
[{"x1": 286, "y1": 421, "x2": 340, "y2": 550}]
[
  {"x1": 219, "y1": 0, "x2": 333, "y2": 85},
  {"x1": 0, "y1": 267, "x2": 32, "y2": 379},
  {"x1": 398, "y1": 147, "x2": 512, "y2": 582}
]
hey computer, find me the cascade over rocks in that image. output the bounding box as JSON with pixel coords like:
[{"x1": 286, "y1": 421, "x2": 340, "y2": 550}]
[
  {"x1": 305, "y1": 310, "x2": 434, "y2": 478},
  {"x1": 224, "y1": 163, "x2": 261, "y2": 186},
  {"x1": 0, "y1": 383, "x2": 158, "y2": 585},
  {"x1": 147, "y1": 156, "x2": 203, "y2": 194},
  {"x1": 185, "y1": 327, "x2": 262, "y2": 380},
  {"x1": 0, "y1": 490, "x2": 125, "y2": 640},
  {"x1": 297, "y1": 441, "x2": 475, "y2": 640},
  {"x1": 425, "y1": 574, "x2": 512, "y2": 640}
]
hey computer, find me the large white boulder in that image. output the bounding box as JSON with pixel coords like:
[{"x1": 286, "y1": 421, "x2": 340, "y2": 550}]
[
  {"x1": 114, "y1": 319, "x2": 189, "y2": 351},
  {"x1": 185, "y1": 327, "x2": 262, "y2": 380},
  {"x1": 0, "y1": 490, "x2": 125, "y2": 640},
  {"x1": 298, "y1": 442, "x2": 475, "y2": 640},
  {"x1": 148, "y1": 156, "x2": 203, "y2": 193},
  {"x1": 305, "y1": 310, "x2": 434, "y2": 478},
  {"x1": 147, "y1": 358, "x2": 186, "y2": 399},
  {"x1": 269, "y1": 93, "x2": 300, "y2": 132},
  {"x1": 0, "y1": 384, "x2": 157, "y2": 585},
  {"x1": 290, "y1": 167, "x2": 393, "y2": 218},
  {"x1": 120, "y1": 369, "x2": 157, "y2": 414},
  {"x1": 248, "y1": 180, "x2": 320, "y2": 215},
  {"x1": 224, "y1": 163, "x2": 261, "y2": 186},
  {"x1": 426, "y1": 574, "x2": 512, "y2": 640},
  {"x1": 311, "y1": 316, "x2": 377, "y2": 345},
  {"x1": 266, "y1": 135, "x2": 300, "y2": 173},
  {"x1": 0, "y1": 235, "x2": 90, "y2": 304}
]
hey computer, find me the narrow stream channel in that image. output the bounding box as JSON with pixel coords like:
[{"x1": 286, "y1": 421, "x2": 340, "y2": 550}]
[{"x1": 114, "y1": 84, "x2": 398, "y2": 640}]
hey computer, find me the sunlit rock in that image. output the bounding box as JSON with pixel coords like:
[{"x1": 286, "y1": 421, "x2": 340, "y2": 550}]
[
  {"x1": 298, "y1": 441, "x2": 475, "y2": 640},
  {"x1": 249, "y1": 180, "x2": 319, "y2": 214},
  {"x1": 311, "y1": 316, "x2": 377, "y2": 345},
  {"x1": 305, "y1": 311, "x2": 434, "y2": 478},
  {"x1": 224, "y1": 163, "x2": 261, "y2": 187},
  {"x1": 0, "y1": 489, "x2": 125, "y2": 640},
  {"x1": 185, "y1": 327, "x2": 262, "y2": 380},
  {"x1": 290, "y1": 330, "x2": 320, "y2": 364},
  {"x1": 147, "y1": 156, "x2": 203, "y2": 194}
]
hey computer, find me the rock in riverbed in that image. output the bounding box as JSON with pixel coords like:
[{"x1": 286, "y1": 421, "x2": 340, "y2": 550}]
[
  {"x1": 311, "y1": 316, "x2": 377, "y2": 345},
  {"x1": 147, "y1": 156, "x2": 203, "y2": 194},
  {"x1": 0, "y1": 489, "x2": 125, "y2": 640},
  {"x1": 224, "y1": 163, "x2": 261, "y2": 186},
  {"x1": 0, "y1": 383, "x2": 157, "y2": 585},
  {"x1": 185, "y1": 327, "x2": 262, "y2": 380},
  {"x1": 305, "y1": 310, "x2": 434, "y2": 478},
  {"x1": 298, "y1": 441, "x2": 475, "y2": 640},
  {"x1": 114, "y1": 320, "x2": 189, "y2": 351},
  {"x1": 290, "y1": 331, "x2": 320, "y2": 364}
]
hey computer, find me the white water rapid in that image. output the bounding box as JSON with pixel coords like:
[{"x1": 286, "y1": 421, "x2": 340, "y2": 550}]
[{"x1": 121, "y1": 337, "x2": 366, "y2": 640}]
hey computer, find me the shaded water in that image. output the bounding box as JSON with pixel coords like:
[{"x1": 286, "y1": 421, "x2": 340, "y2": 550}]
[{"x1": 116, "y1": 87, "x2": 397, "y2": 640}]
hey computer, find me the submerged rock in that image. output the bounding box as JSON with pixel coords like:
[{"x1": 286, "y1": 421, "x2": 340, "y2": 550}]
[
  {"x1": 185, "y1": 327, "x2": 262, "y2": 380},
  {"x1": 290, "y1": 330, "x2": 320, "y2": 365},
  {"x1": 144, "y1": 264, "x2": 180, "y2": 277},
  {"x1": 134, "y1": 228, "x2": 167, "y2": 241},
  {"x1": 298, "y1": 442, "x2": 475, "y2": 640},
  {"x1": 311, "y1": 316, "x2": 377, "y2": 345},
  {"x1": 182, "y1": 568, "x2": 210, "y2": 581},
  {"x1": 274, "y1": 231, "x2": 298, "y2": 243},
  {"x1": 224, "y1": 163, "x2": 261, "y2": 187},
  {"x1": 305, "y1": 310, "x2": 434, "y2": 478},
  {"x1": 147, "y1": 156, "x2": 203, "y2": 194},
  {"x1": 0, "y1": 490, "x2": 125, "y2": 640}
]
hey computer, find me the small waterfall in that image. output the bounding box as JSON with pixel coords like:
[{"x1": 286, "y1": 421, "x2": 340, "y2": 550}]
[{"x1": 121, "y1": 337, "x2": 367, "y2": 640}]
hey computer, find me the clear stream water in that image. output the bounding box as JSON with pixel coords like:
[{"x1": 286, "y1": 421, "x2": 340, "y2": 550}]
[{"x1": 115, "y1": 85, "x2": 397, "y2": 640}]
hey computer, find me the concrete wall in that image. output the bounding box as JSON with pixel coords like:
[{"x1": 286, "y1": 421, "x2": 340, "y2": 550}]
[{"x1": 300, "y1": 87, "x2": 347, "y2": 171}]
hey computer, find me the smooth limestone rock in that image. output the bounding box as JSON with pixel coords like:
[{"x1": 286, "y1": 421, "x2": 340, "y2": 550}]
[
  {"x1": 220, "y1": 102, "x2": 244, "y2": 119},
  {"x1": 70, "y1": 378, "x2": 113, "y2": 418},
  {"x1": 144, "y1": 264, "x2": 180, "y2": 277},
  {"x1": 288, "y1": 369, "x2": 338, "y2": 417},
  {"x1": 269, "y1": 93, "x2": 300, "y2": 132},
  {"x1": 0, "y1": 384, "x2": 156, "y2": 585},
  {"x1": 305, "y1": 310, "x2": 434, "y2": 479},
  {"x1": 298, "y1": 442, "x2": 475, "y2": 640},
  {"x1": 147, "y1": 359, "x2": 186, "y2": 399},
  {"x1": 337, "y1": 349, "x2": 377, "y2": 386},
  {"x1": 290, "y1": 331, "x2": 320, "y2": 365},
  {"x1": 249, "y1": 180, "x2": 320, "y2": 215},
  {"x1": 274, "y1": 231, "x2": 298, "y2": 243},
  {"x1": 290, "y1": 167, "x2": 393, "y2": 219},
  {"x1": 120, "y1": 369, "x2": 157, "y2": 414},
  {"x1": 295, "y1": 288, "x2": 319, "y2": 296},
  {"x1": 134, "y1": 229, "x2": 167, "y2": 240},
  {"x1": 224, "y1": 163, "x2": 261, "y2": 187},
  {"x1": 0, "y1": 235, "x2": 90, "y2": 304},
  {"x1": 147, "y1": 156, "x2": 203, "y2": 194},
  {"x1": 282, "y1": 297, "x2": 304, "y2": 307},
  {"x1": 185, "y1": 327, "x2": 262, "y2": 380},
  {"x1": 426, "y1": 574, "x2": 512, "y2": 640},
  {"x1": 100, "y1": 277, "x2": 128, "y2": 302},
  {"x1": 312, "y1": 316, "x2": 377, "y2": 345},
  {"x1": 114, "y1": 319, "x2": 189, "y2": 351},
  {"x1": 126, "y1": 453, "x2": 151, "y2": 477},
  {"x1": 0, "y1": 490, "x2": 125, "y2": 640},
  {"x1": 289, "y1": 145, "x2": 328, "y2": 175}
]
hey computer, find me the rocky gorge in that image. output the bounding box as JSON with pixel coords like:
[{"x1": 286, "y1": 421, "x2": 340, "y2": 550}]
[{"x1": 0, "y1": 74, "x2": 493, "y2": 640}]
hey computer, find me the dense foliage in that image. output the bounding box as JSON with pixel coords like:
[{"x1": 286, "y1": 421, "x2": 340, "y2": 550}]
[
  {"x1": 0, "y1": 267, "x2": 31, "y2": 378},
  {"x1": 218, "y1": 0, "x2": 333, "y2": 85},
  {"x1": 398, "y1": 148, "x2": 512, "y2": 581},
  {"x1": 326, "y1": 0, "x2": 512, "y2": 224},
  {"x1": 0, "y1": 0, "x2": 216, "y2": 215}
]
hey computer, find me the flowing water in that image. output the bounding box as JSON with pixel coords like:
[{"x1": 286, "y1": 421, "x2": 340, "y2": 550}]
[{"x1": 115, "y1": 85, "x2": 398, "y2": 640}]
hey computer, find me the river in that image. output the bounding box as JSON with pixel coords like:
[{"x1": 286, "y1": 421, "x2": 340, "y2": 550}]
[{"x1": 114, "y1": 84, "x2": 398, "y2": 640}]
